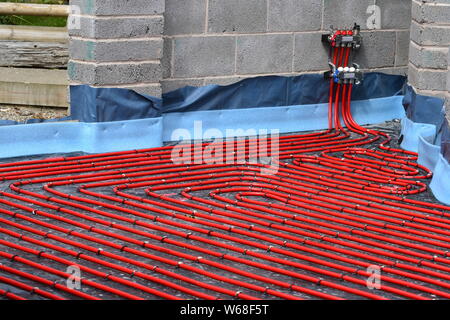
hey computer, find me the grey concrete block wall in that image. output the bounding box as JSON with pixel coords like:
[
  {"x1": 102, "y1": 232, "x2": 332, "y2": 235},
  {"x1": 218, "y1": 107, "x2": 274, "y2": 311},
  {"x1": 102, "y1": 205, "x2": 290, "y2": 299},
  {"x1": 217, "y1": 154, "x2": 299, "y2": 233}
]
[
  {"x1": 356, "y1": 31, "x2": 397, "y2": 69},
  {"x1": 396, "y1": 31, "x2": 411, "y2": 67},
  {"x1": 237, "y1": 34, "x2": 293, "y2": 74},
  {"x1": 208, "y1": 0, "x2": 267, "y2": 33},
  {"x1": 69, "y1": 39, "x2": 163, "y2": 62},
  {"x1": 268, "y1": 0, "x2": 322, "y2": 32},
  {"x1": 409, "y1": 42, "x2": 448, "y2": 69},
  {"x1": 68, "y1": 0, "x2": 164, "y2": 99},
  {"x1": 68, "y1": 61, "x2": 162, "y2": 86},
  {"x1": 408, "y1": 64, "x2": 448, "y2": 91},
  {"x1": 408, "y1": 0, "x2": 450, "y2": 97},
  {"x1": 323, "y1": 0, "x2": 374, "y2": 31},
  {"x1": 412, "y1": 0, "x2": 450, "y2": 24},
  {"x1": 70, "y1": 0, "x2": 165, "y2": 15},
  {"x1": 293, "y1": 33, "x2": 329, "y2": 72},
  {"x1": 164, "y1": 0, "x2": 206, "y2": 35},
  {"x1": 162, "y1": 0, "x2": 413, "y2": 93},
  {"x1": 69, "y1": 0, "x2": 413, "y2": 95},
  {"x1": 376, "y1": 0, "x2": 412, "y2": 29},
  {"x1": 172, "y1": 36, "x2": 235, "y2": 77},
  {"x1": 69, "y1": 16, "x2": 164, "y2": 39}
]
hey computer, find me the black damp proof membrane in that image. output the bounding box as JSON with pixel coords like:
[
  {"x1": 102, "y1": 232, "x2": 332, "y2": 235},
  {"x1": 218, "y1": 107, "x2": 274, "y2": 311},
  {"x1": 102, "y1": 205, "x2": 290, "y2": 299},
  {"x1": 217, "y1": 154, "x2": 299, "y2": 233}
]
[{"x1": 0, "y1": 120, "x2": 448, "y2": 301}]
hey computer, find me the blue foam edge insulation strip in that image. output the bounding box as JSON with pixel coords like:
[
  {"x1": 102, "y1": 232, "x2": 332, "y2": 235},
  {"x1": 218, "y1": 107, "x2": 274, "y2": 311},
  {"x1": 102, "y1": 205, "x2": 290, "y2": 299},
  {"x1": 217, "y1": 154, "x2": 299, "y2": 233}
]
[
  {"x1": 400, "y1": 84, "x2": 450, "y2": 204},
  {"x1": 401, "y1": 117, "x2": 450, "y2": 205},
  {"x1": 0, "y1": 118, "x2": 163, "y2": 158},
  {"x1": 162, "y1": 96, "x2": 405, "y2": 141}
]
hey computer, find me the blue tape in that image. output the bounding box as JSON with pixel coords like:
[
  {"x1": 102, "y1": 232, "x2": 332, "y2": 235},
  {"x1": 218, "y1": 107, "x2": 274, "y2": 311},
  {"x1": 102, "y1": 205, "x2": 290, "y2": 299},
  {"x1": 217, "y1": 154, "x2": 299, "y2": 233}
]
[
  {"x1": 400, "y1": 117, "x2": 437, "y2": 153},
  {"x1": 430, "y1": 154, "x2": 450, "y2": 205},
  {"x1": 402, "y1": 85, "x2": 450, "y2": 162},
  {"x1": 403, "y1": 85, "x2": 445, "y2": 128},
  {"x1": 163, "y1": 96, "x2": 405, "y2": 141},
  {"x1": 400, "y1": 117, "x2": 450, "y2": 205},
  {"x1": 0, "y1": 118, "x2": 163, "y2": 159},
  {"x1": 417, "y1": 135, "x2": 441, "y2": 172}
]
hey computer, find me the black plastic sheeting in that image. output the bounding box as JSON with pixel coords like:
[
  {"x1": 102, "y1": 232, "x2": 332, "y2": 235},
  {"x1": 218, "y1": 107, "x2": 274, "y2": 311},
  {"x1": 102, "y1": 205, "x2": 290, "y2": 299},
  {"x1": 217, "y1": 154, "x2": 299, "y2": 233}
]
[
  {"x1": 403, "y1": 85, "x2": 445, "y2": 128},
  {"x1": 442, "y1": 121, "x2": 450, "y2": 162},
  {"x1": 162, "y1": 73, "x2": 406, "y2": 114},
  {"x1": 402, "y1": 85, "x2": 450, "y2": 161},
  {"x1": 70, "y1": 85, "x2": 162, "y2": 122},
  {"x1": 69, "y1": 73, "x2": 406, "y2": 122}
]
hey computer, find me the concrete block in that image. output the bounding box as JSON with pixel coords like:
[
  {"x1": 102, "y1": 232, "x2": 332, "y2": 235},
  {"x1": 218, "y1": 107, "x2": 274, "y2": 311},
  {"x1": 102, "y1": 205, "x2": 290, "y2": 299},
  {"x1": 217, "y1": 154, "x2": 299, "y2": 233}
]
[
  {"x1": 70, "y1": 39, "x2": 162, "y2": 62},
  {"x1": 164, "y1": 0, "x2": 206, "y2": 35},
  {"x1": 376, "y1": 0, "x2": 412, "y2": 29},
  {"x1": 447, "y1": 46, "x2": 450, "y2": 92},
  {"x1": 69, "y1": 16, "x2": 164, "y2": 39},
  {"x1": 203, "y1": 76, "x2": 244, "y2": 86},
  {"x1": 70, "y1": 0, "x2": 164, "y2": 16},
  {"x1": 363, "y1": 67, "x2": 408, "y2": 76},
  {"x1": 412, "y1": 0, "x2": 450, "y2": 24},
  {"x1": 293, "y1": 33, "x2": 329, "y2": 72},
  {"x1": 408, "y1": 63, "x2": 448, "y2": 91},
  {"x1": 447, "y1": 47, "x2": 450, "y2": 68},
  {"x1": 446, "y1": 95, "x2": 450, "y2": 121},
  {"x1": 68, "y1": 60, "x2": 161, "y2": 85},
  {"x1": 89, "y1": 83, "x2": 162, "y2": 98},
  {"x1": 161, "y1": 79, "x2": 204, "y2": 93},
  {"x1": 409, "y1": 42, "x2": 448, "y2": 69},
  {"x1": 161, "y1": 38, "x2": 173, "y2": 79},
  {"x1": 208, "y1": 0, "x2": 267, "y2": 33},
  {"x1": 380, "y1": 67, "x2": 409, "y2": 76},
  {"x1": 447, "y1": 67, "x2": 450, "y2": 92},
  {"x1": 121, "y1": 84, "x2": 162, "y2": 97},
  {"x1": 323, "y1": 0, "x2": 374, "y2": 30},
  {"x1": 173, "y1": 36, "x2": 235, "y2": 77},
  {"x1": 356, "y1": 31, "x2": 396, "y2": 69},
  {"x1": 413, "y1": 88, "x2": 448, "y2": 98},
  {"x1": 237, "y1": 34, "x2": 293, "y2": 75},
  {"x1": 411, "y1": 21, "x2": 450, "y2": 46},
  {"x1": 396, "y1": 30, "x2": 410, "y2": 67},
  {"x1": 268, "y1": 0, "x2": 322, "y2": 32}
]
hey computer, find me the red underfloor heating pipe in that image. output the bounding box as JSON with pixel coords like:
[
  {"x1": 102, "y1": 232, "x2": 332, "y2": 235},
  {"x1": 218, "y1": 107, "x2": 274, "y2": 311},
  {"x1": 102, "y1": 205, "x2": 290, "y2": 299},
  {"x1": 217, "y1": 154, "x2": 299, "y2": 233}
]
[{"x1": 0, "y1": 32, "x2": 450, "y2": 300}]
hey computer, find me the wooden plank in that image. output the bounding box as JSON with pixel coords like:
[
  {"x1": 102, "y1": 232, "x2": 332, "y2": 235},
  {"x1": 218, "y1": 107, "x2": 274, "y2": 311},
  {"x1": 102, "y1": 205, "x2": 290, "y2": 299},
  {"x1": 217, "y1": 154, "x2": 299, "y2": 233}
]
[
  {"x1": 0, "y1": 41, "x2": 68, "y2": 69},
  {"x1": 0, "y1": 25, "x2": 68, "y2": 42},
  {"x1": 0, "y1": 67, "x2": 68, "y2": 108},
  {"x1": 0, "y1": 3, "x2": 69, "y2": 17}
]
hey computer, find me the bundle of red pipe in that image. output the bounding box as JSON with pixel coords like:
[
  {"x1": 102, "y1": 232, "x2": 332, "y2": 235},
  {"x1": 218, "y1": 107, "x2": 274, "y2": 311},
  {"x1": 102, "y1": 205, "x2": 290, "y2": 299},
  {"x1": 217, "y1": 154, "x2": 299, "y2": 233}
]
[{"x1": 0, "y1": 42, "x2": 450, "y2": 300}]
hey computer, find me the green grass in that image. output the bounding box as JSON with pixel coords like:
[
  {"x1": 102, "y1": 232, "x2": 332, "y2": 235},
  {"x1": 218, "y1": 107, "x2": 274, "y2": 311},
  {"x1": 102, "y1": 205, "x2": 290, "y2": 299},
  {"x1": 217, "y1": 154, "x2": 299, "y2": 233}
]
[{"x1": 0, "y1": 0, "x2": 68, "y2": 27}]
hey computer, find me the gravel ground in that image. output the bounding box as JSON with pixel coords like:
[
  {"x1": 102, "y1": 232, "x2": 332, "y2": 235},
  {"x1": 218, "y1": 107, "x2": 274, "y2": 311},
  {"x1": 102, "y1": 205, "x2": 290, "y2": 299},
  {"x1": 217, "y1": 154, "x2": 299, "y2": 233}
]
[{"x1": 0, "y1": 105, "x2": 68, "y2": 122}]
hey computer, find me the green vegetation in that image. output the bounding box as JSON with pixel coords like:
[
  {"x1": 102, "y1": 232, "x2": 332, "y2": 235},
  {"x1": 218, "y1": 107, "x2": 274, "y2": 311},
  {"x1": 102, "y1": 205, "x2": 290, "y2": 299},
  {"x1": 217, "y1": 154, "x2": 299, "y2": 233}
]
[{"x1": 0, "y1": 0, "x2": 68, "y2": 27}]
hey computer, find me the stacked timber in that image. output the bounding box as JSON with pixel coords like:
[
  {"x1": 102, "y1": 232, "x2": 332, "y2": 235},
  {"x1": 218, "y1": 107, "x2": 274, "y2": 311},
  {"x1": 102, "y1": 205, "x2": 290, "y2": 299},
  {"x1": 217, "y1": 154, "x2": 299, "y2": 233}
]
[
  {"x1": 0, "y1": 25, "x2": 68, "y2": 69},
  {"x1": 0, "y1": 41, "x2": 68, "y2": 69}
]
